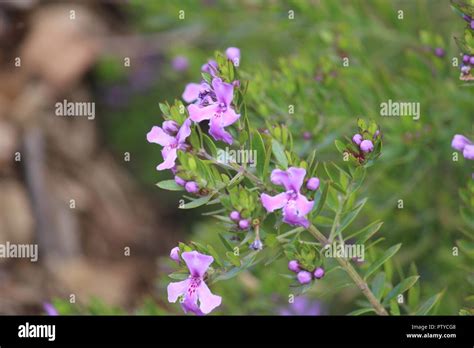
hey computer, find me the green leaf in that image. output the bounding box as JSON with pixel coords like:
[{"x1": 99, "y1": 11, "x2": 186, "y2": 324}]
[
  {"x1": 383, "y1": 276, "x2": 420, "y2": 305},
  {"x1": 168, "y1": 272, "x2": 189, "y2": 280},
  {"x1": 206, "y1": 244, "x2": 222, "y2": 267},
  {"x1": 179, "y1": 195, "x2": 212, "y2": 209},
  {"x1": 219, "y1": 233, "x2": 233, "y2": 251},
  {"x1": 334, "y1": 139, "x2": 346, "y2": 154},
  {"x1": 414, "y1": 292, "x2": 444, "y2": 315},
  {"x1": 156, "y1": 180, "x2": 183, "y2": 191},
  {"x1": 346, "y1": 220, "x2": 383, "y2": 243},
  {"x1": 364, "y1": 244, "x2": 402, "y2": 280},
  {"x1": 313, "y1": 181, "x2": 329, "y2": 216},
  {"x1": 226, "y1": 251, "x2": 241, "y2": 267},
  {"x1": 371, "y1": 272, "x2": 386, "y2": 301},
  {"x1": 390, "y1": 300, "x2": 400, "y2": 315},
  {"x1": 253, "y1": 130, "x2": 266, "y2": 177},
  {"x1": 203, "y1": 134, "x2": 218, "y2": 157},
  {"x1": 271, "y1": 139, "x2": 288, "y2": 168},
  {"x1": 159, "y1": 102, "x2": 170, "y2": 116},
  {"x1": 347, "y1": 308, "x2": 375, "y2": 316},
  {"x1": 337, "y1": 198, "x2": 368, "y2": 234}
]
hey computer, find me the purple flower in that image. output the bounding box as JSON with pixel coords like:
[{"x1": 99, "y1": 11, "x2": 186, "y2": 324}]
[
  {"x1": 185, "y1": 181, "x2": 199, "y2": 193},
  {"x1": 167, "y1": 251, "x2": 222, "y2": 315},
  {"x1": 463, "y1": 144, "x2": 474, "y2": 160},
  {"x1": 288, "y1": 260, "x2": 301, "y2": 273},
  {"x1": 297, "y1": 271, "x2": 312, "y2": 284},
  {"x1": 260, "y1": 167, "x2": 315, "y2": 228},
  {"x1": 461, "y1": 65, "x2": 471, "y2": 75},
  {"x1": 238, "y1": 219, "x2": 250, "y2": 230},
  {"x1": 306, "y1": 177, "x2": 320, "y2": 191},
  {"x1": 463, "y1": 55, "x2": 470, "y2": 63},
  {"x1": 147, "y1": 118, "x2": 191, "y2": 171},
  {"x1": 188, "y1": 78, "x2": 240, "y2": 144},
  {"x1": 451, "y1": 134, "x2": 472, "y2": 152},
  {"x1": 225, "y1": 47, "x2": 240, "y2": 66},
  {"x1": 279, "y1": 296, "x2": 322, "y2": 316},
  {"x1": 314, "y1": 267, "x2": 325, "y2": 279},
  {"x1": 303, "y1": 131, "x2": 312, "y2": 140},
  {"x1": 470, "y1": 56, "x2": 474, "y2": 65},
  {"x1": 250, "y1": 238, "x2": 263, "y2": 251},
  {"x1": 43, "y1": 303, "x2": 58, "y2": 316},
  {"x1": 434, "y1": 47, "x2": 444, "y2": 57},
  {"x1": 172, "y1": 55, "x2": 189, "y2": 71},
  {"x1": 472, "y1": 19, "x2": 474, "y2": 30},
  {"x1": 170, "y1": 246, "x2": 180, "y2": 262},
  {"x1": 352, "y1": 133, "x2": 363, "y2": 145},
  {"x1": 360, "y1": 139, "x2": 374, "y2": 153},
  {"x1": 201, "y1": 59, "x2": 218, "y2": 77},
  {"x1": 175, "y1": 175, "x2": 186, "y2": 187},
  {"x1": 229, "y1": 210, "x2": 240, "y2": 221}
]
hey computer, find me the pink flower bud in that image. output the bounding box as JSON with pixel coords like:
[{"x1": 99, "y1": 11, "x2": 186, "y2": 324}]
[
  {"x1": 360, "y1": 139, "x2": 374, "y2": 153},
  {"x1": 352, "y1": 133, "x2": 363, "y2": 145},
  {"x1": 306, "y1": 177, "x2": 320, "y2": 191},
  {"x1": 174, "y1": 175, "x2": 186, "y2": 187},
  {"x1": 162, "y1": 120, "x2": 179, "y2": 135},
  {"x1": 185, "y1": 181, "x2": 199, "y2": 193},
  {"x1": 238, "y1": 219, "x2": 250, "y2": 230},
  {"x1": 288, "y1": 260, "x2": 301, "y2": 273},
  {"x1": 229, "y1": 210, "x2": 240, "y2": 221},
  {"x1": 314, "y1": 267, "x2": 325, "y2": 279},
  {"x1": 170, "y1": 247, "x2": 180, "y2": 262},
  {"x1": 297, "y1": 271, "x2": 312, "y2": 284}
]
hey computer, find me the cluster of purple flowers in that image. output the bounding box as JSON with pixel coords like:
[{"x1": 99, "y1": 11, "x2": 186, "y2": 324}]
[
  {"x1": 229, "y1": 210, "x2": 250, "y2": 230},
  {"x1": 461, "y1": 54, "x2": 474, "y2": 77},
  {"x1": 147, "y1": 47, "x2": 242, "y2": 173},
  {"x1": 261, "y1": 167, "x2": 319, "y2": 228},
  {"x1": 452, "y1": 134, "x2": 474, "y2": 160},
  {"x1": 288, "y1": 260, "x2": 325, "y2": 284}
]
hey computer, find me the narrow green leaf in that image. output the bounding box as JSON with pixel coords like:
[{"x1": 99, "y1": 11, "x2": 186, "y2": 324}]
[
  {"x1": 313, "y1": 181, "x2": 329, "y2": 216},
  {"x1": 219, "y1": 233, "x2": 233, "y2": 251},
  {"x1": 203, "y1": 134, "x2": 218, "y2": 157},
  {"x1": 347, "y1": 308, "x2": 375, "y2": 316},
  {"x1": 156, "y1": 180, "x2": 183, "y2": 191},
  {"x1": 253, "y1": 130, "x2": 266, "y2": 177},
  {"x1": 226, "y1": 251, "x2": 241, "y2": 267},
  {"x1": 271, "y1": 139, "x2": 288, "y2": 168},
  {"x1": 179, "y1": 195, "x2": 212, "y2": 209},
  {"x1": 383, "y1": 276, "x2": 420, "y2": 305},
  {"x1": 371, "y1": 272, "x2": 386, "y2": 301},
  {"x1": 346, "y1": 220, "x2": 383, "y2": 243},
  {"x1": 337, "y1": 198, "x2": 368, "y2": 234},
  {"x1": 414, "y1": 292, "x2": 444, "y2": 315},
  {"x1": 364, "y1": 244, "x2": 402, "y2": 280}
]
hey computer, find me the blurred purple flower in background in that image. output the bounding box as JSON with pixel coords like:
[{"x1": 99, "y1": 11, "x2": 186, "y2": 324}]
[
  {"x1": 43, "y1": 303, "x2": 58, "y2": 316},
  {"x1": 278, "y1": 296, "x2": 323, "y2": 316},
  {"x1": 172, "y1": 55, "x2": 189, "y2": 71}
]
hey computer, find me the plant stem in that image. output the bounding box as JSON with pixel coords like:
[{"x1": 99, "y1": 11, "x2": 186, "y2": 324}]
[{"x1": 307, "y1": 224, "x2": 389, "y2": 316}]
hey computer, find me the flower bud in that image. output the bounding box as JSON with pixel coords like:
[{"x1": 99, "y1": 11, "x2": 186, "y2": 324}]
[
  {"x1": 470, "y1": 56, "x2": 474, "y2": 65},
  {"x1": 250, "y1": 238, "x2": 263, "y2": 251},
  {"x1": 238, "y1": 219, "x2": 250, "y2": 230},
  {"x1": 434, "y1": 47, "x2": 444, "y2": 57},
  {"x1": 463, "y1": 55, "x2": 470, "y2": 63},
  {"x1": 314, "y1": 267, "x2": 325, "y2": 279},
  {"x1": 288, "y1": 260, "x2": 301, "y2": 273},
  {"x1": 352, "y1": 133, "x2": 363, "y2": 145},
  {"x1": 170, "y1": 246, "x2": 180, "y2": 262},
  {"x1": 360, "y1": 139, "x2": 374, "y2": 153},
  {"x1": 174, "y1": 175, "x2": 186, "y2": 187},
  {"x1": 297, "y1": 271, "x2": 312, "y2": 284},
  {"x1": 185, "y1": 181, "x2": 199, "y2": 193},
  {"x1": 229, "y1": 210, "x2": 241, "y2": 221},
  {"x1": 162, "y1": 120, "x2": 179, "y2": 135},
  {"x1": 451, "y1": 134, "x2": 472, "y2": 152},
  {"x1": 306, "y1": 177, "x2": 320, "y2": 191},
  {"x1": 463, "y1": 144, "x2": 474, "y2": 160}
]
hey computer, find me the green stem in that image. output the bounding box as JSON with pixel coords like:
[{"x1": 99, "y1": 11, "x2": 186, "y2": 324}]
[{"x1": 307, "y1": 224, "x2": 388, "y2": 316}]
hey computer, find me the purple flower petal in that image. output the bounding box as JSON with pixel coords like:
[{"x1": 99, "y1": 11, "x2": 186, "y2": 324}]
[
  {"x1": 295, "y1": 193, "x2": 315, "y2": 215},
  {"x1": 167, "y1": 279, "x2": 190, "y2": 303},
  {"x1": 212, "y1": 78, "x2": 234, "y2": 106},
  {"x1": 177, "y1": 118, "x2": 192, "y2": 144},
  {"x1": 157, "y1": 147, "x2": 178, "y2": 171},
  {"x1": 270, "y1": 167, "x2": 306, "y2": 191},
  {"x1": 147, "y1": 126, "x2": 175, "y2": 146},
  {"x1": 209, "y1": 113, "x2": 235, "y2": 144},
  {"x1": 197, "y1": 282, "x2": 222, "y2": 314},
  {"x1": 261, "y1": 192, "x2": 289, "y2": 212},
  {"x1": 201, "y1": 60, "x2": 218, "y2": 76},
  {"x1": 182, "y1": 83, "x2": 203, "y2": 103},
  {"x1": 282, "y1": 200, "x2": 310, "y2": 228},
  {"x1": 225, "y1": 47, "x2": 240, "y2": 66},
  {"x1": 188, "y1": 103, "x2": 218, "y2": 123},
  {"x1": 182, "y1": 251, "x2": 213, "y2": 277}
]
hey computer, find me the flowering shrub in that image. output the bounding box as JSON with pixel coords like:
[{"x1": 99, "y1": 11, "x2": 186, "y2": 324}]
[
  {"x1": 146, "y1": 48, "x2": 443, "y2": 316},
  {"x1": 452, "y1": 0, "x2": 474, "y2": 81}
]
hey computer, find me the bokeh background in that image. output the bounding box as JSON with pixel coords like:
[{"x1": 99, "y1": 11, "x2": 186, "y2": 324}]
[{"x1": 0, "y1": 0, "x2": 472, "y2": 315}]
